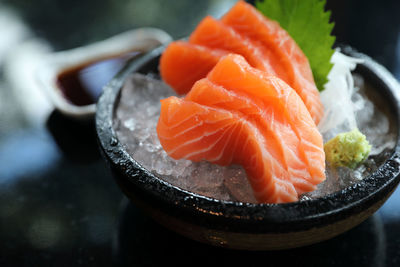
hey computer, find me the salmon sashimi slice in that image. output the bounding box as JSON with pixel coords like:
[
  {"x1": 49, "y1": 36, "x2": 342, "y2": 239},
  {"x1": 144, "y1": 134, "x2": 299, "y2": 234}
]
[
  {"x1": 189, "y1": 16, "x2": 276, "y2": 75},
  {"x1": 156, "y1": 55, "x2": 326, "y2": 203},
  {"x1": 157, "y1": 96, "x2": 298, "y2": 203},
  {"x1": 159, "y1": 41, "x2": 228, "y2": 95},
  {"x1": 221, "y1": 0, "x2": 323, "y2": 124},
  {"x1": 186, "y1": 79, "x2": 316, "y2": 194},
  {"x1": 159, "y1": 1, "x2": 323, "y2": 124},
  {"x1": 206, "y1": 54, "x2": 325, "y2": 187}
]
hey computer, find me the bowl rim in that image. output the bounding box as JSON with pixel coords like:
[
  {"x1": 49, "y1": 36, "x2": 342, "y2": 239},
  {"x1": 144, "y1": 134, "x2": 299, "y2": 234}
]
[{"x1": 96, "y1": 45, "x2": 400, "y2": 233}]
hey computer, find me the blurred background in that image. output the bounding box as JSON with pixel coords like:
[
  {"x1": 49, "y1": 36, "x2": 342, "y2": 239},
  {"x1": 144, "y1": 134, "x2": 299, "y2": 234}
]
[{"x1": 1, "y1": 0, "x2": 400, "y2": 266}]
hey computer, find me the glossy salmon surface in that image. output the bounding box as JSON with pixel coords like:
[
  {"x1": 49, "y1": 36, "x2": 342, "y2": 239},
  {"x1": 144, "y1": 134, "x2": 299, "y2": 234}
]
[
  {"x1": 157, "y1": 55, "x2": 325, "y2": 203},
  {"x1": 159, "y1": 0, "x2": 323, "y2": 124}
]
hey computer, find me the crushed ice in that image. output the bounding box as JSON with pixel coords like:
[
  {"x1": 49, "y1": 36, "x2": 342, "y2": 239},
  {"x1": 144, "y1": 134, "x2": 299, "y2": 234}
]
[{"x1": 114, "y1": 51, "x2": 396, "y2": 203}]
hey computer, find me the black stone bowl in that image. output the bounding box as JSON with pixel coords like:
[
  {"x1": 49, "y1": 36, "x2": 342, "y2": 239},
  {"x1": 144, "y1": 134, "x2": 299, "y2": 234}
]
[{"x1": 96, "y1": 45, "x2": 400, "y2": 250}]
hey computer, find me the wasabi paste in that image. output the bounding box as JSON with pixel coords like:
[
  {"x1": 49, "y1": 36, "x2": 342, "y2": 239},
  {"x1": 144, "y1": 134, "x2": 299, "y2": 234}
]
[{"x1": 324, "y1": 129, "x2": 371, "y2": 169}]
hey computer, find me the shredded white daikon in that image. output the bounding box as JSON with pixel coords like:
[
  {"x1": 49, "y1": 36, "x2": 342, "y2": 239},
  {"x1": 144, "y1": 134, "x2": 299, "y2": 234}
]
[{"x1": 317, "y1": 50, "x2": 365, "y2": 141}]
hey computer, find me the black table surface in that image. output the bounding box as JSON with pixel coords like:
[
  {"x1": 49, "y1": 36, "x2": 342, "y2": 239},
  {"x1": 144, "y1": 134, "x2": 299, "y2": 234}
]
[{"x1": 1, "y1": 0, "x2": 400, "y2": 266}]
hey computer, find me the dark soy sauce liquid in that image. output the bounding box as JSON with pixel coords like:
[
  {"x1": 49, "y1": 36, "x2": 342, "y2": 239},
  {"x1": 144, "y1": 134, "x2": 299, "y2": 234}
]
[{"x1": 56, "y1": 51, "x2": 140, "y2": 106}]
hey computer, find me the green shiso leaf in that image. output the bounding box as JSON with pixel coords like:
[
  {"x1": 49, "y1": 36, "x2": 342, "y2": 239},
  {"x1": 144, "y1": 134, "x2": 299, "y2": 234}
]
[{"x1": 255, "y1": 0, "x2": 335, "y2": 91}]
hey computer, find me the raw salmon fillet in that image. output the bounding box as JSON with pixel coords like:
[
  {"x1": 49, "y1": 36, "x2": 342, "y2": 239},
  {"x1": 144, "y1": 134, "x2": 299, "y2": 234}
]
[
  {"x1": 157, "y1": 54, "x2": 325, "y2": 203},
  {"x1": 159, "y1": 41, "x2": 228, "y2": 95},
  {"x1": 207, "y1": 55, "x2": 326, "y2": 185},
  {"x1": 189, "y1": 16, "x2": 276, "y2": 75},
  {"x1": 221, "y1": 0, "x2": 323, "y2": 124},
  {"x1": 186, "y1": 79, "x2": 318, "y2": 195},
  {"x1": 159, "y1": 0, "x2": 323, "y2": 124},
  {"x1": 157, "y1": 97, "x2": 298, "y2": 203}
]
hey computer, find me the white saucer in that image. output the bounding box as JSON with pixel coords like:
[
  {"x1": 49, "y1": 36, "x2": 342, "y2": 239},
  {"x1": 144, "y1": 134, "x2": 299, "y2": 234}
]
[{"x1": 36, "y1": 27, "x2": 172, "y2": 120}]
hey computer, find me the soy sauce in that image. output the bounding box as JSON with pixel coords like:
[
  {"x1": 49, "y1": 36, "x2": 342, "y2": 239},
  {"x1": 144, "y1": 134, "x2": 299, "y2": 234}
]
[{"x1": 56, "y1": 52, "x2": 140, "y2": 106}]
